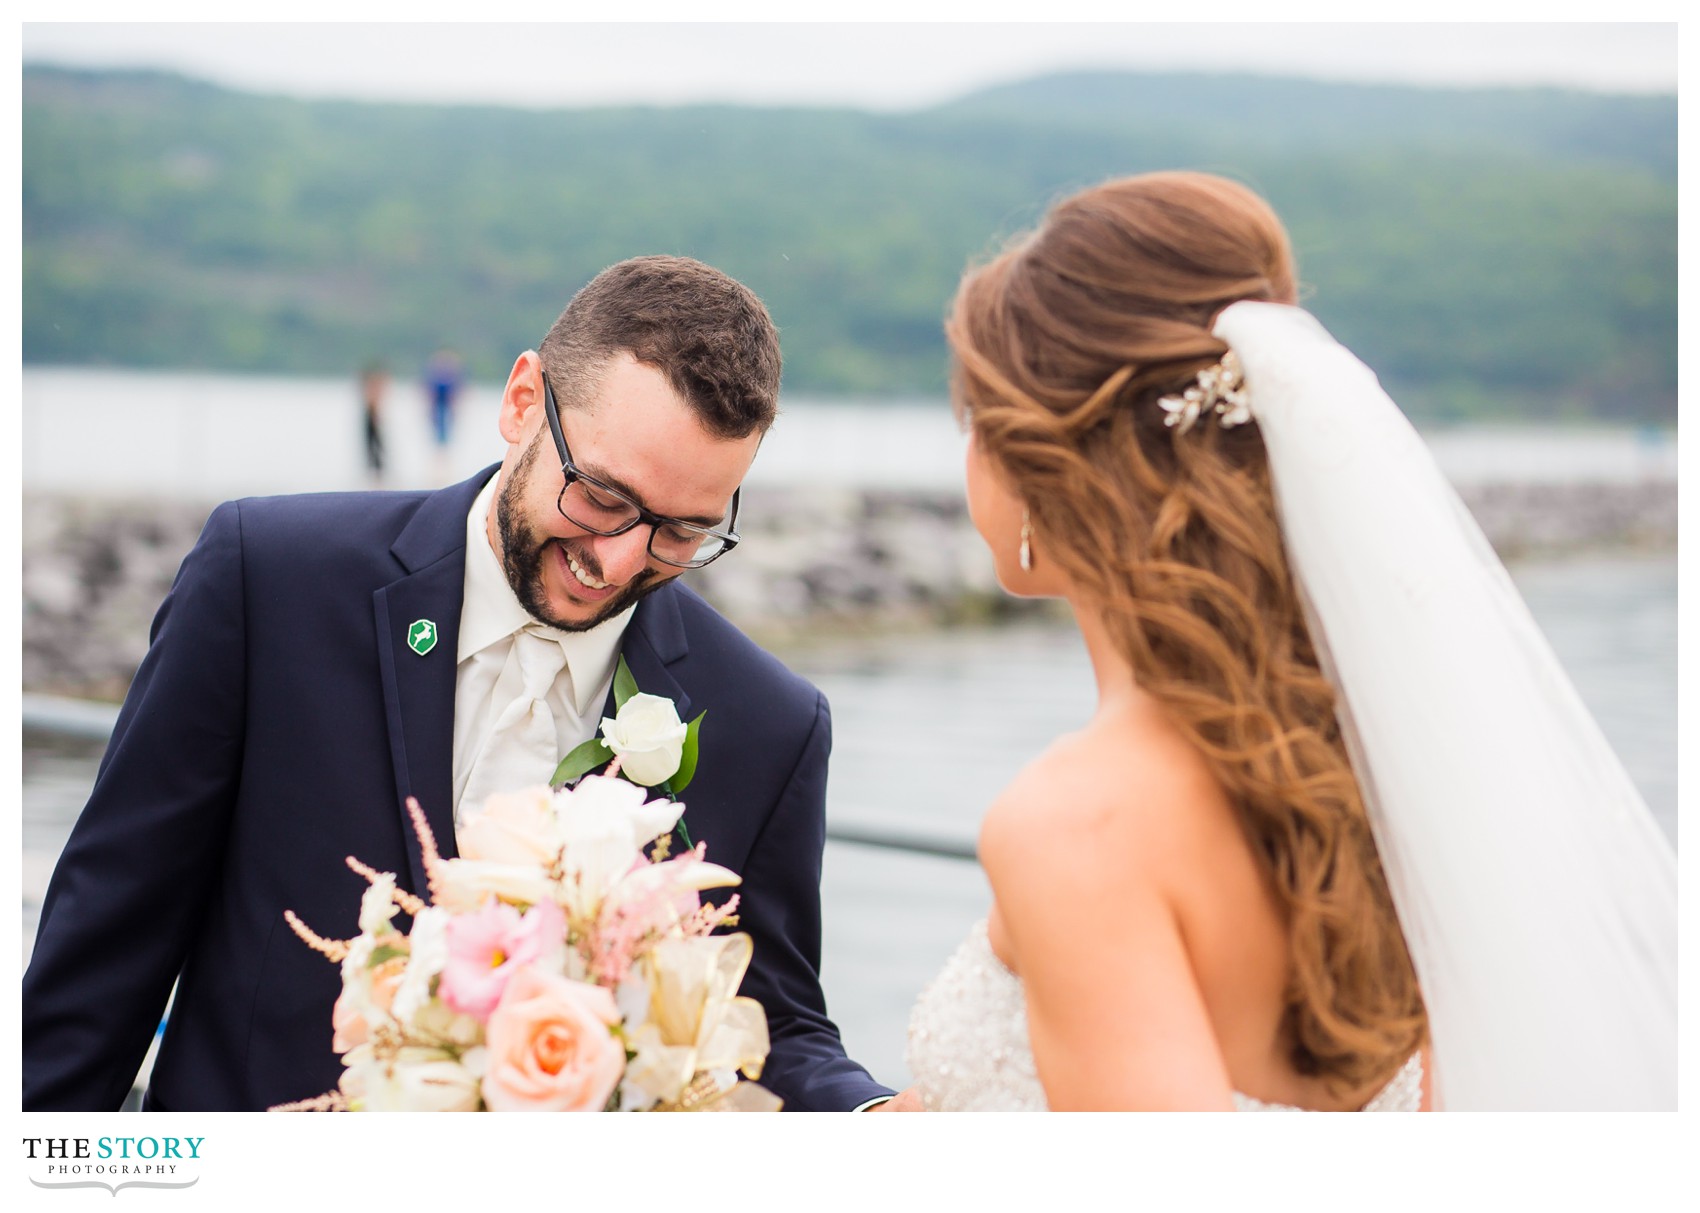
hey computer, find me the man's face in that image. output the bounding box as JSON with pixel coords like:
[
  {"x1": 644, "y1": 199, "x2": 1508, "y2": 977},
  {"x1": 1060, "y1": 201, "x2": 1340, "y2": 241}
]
[{"x1": 491, "y1": 353, "x2": 759, "y2": 632}]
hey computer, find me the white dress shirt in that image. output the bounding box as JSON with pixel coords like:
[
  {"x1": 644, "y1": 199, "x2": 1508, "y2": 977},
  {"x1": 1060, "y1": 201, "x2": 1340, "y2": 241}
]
[{"x1": 451, "y1": 474, "x2": 636, "y2": 826}]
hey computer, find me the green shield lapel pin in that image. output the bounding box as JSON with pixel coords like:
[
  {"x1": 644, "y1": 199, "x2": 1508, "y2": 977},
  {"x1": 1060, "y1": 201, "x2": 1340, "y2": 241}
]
[{"x1": 407, "y1": 619, "x2": 438, "y2": 656}]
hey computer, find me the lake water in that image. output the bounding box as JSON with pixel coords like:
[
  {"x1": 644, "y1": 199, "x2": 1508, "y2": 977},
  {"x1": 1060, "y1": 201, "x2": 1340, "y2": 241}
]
[
  {"x1": 18, "y1": 365, "x2": 1679, "y2": 1093},
  {"x1": 21, "y1": 365, "x2": 1678, "y2": 498}
]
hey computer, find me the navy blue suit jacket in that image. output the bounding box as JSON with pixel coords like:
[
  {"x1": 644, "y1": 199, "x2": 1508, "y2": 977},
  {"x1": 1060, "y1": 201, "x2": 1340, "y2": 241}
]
[{"x1": 23, "y1": 467, "x2": 891, "y2": 1112}]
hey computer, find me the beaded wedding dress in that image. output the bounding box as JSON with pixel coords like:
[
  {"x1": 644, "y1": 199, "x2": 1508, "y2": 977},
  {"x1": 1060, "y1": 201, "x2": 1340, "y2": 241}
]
[{"x1": 906, "y1": 919, "x2": 1423, "y2": 1112}]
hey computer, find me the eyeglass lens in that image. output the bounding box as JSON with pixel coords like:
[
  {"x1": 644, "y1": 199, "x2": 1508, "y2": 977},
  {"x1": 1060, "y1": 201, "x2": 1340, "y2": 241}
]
[{"x1": 557, "y1": 479, "x2": 730, "y2": 566}]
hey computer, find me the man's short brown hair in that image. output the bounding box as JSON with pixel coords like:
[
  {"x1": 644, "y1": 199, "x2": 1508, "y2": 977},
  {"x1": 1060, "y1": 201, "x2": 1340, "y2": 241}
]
[{"x1": 540, "y1": 255, "x2": 781, "y2": 439}]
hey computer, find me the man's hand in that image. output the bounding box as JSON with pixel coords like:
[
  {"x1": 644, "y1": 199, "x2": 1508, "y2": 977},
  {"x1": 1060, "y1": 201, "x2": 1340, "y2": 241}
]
[{"x1": 863, "y1": 1086, "x2": 925, "y2": 1112}]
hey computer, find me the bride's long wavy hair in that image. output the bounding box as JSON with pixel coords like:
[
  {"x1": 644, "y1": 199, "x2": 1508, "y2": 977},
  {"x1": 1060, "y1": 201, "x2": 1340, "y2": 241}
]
[{"x1": 949, "y1": 171, "x2": 1427, "y2": 1100}]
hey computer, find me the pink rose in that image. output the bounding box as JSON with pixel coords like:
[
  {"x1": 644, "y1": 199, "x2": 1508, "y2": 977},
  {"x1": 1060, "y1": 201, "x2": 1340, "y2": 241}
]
[
  {"x1": 481, "y1": 968, "x2": 625, "y2": 1112},
  {"x1": 437, "y1": 900, "x2": 565, "y2": 1022}
]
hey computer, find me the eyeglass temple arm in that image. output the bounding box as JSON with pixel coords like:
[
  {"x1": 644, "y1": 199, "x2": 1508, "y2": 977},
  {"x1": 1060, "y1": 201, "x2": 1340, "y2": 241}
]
[{"x1": 540, "y1": 368, "x2": 572, "y2": 473}]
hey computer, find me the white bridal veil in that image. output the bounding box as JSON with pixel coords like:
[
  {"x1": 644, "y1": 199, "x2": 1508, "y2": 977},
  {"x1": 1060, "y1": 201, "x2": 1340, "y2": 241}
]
[{"x1": 1213, "y1": 302, "x2": 1676, "y2": 1111}]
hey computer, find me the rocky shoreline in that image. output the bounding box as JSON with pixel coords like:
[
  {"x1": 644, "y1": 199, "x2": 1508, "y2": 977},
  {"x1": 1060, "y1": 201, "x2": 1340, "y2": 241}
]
[{"x1": 22, "y1": 478, "x2": 1676, "y2": 702}]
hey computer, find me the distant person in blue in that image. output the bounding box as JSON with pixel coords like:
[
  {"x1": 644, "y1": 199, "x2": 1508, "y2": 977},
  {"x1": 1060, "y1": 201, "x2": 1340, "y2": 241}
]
[{"x1": 424, "y1": 346, "x2": 464, "y2": 479}]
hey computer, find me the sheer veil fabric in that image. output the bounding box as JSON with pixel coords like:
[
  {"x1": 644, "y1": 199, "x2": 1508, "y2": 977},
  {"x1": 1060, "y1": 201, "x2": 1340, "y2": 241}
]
[{"x1": 1213, "y1": 302, "x2": 1676, "y2": 1110}]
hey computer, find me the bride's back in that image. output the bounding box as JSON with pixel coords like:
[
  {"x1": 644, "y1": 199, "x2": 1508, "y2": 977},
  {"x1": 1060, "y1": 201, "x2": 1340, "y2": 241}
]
[{"x1": 980, "y1": 685, "x2": 1393, "y2": 1111}]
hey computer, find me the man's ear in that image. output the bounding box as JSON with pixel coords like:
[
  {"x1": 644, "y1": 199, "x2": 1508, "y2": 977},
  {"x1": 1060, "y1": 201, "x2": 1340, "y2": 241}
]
[{"x1": 497, "y1": 351, "x2": 543, "y2": 446}]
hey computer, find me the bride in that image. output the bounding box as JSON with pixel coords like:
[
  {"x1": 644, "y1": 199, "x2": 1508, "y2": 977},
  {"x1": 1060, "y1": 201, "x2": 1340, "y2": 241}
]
[{"x1": 884, "y1": 171, "x2": 1675, "y2": 1112}]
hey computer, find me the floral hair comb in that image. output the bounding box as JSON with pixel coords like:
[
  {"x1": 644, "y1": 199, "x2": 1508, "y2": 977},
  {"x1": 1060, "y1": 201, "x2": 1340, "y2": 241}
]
[{"x1": 1158, "y1": 350, "x2": 1252, "y2": 433}]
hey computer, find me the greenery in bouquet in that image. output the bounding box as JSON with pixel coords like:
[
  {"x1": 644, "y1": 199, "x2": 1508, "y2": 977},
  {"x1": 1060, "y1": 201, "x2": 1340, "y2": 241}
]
[{"x1": 272, "y1": 774, "x2": 777, "y2": 1112}]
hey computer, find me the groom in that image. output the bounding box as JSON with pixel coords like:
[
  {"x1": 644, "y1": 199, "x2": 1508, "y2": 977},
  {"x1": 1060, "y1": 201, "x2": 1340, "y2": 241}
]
[{"x1": 22, "y1": 256, "x2": 894, "y2": 1113}]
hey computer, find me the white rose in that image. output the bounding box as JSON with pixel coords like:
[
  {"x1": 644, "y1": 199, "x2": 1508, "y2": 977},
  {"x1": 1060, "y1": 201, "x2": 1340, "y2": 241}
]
[{"x1": 599, "y1": 693, "x2": 690, "y2": 786}]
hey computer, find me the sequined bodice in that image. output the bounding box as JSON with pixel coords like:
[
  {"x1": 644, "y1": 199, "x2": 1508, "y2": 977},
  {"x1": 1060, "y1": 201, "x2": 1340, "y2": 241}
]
[{"x1": 906, "y1": 919, "x2": 1423, "y2": 1112}]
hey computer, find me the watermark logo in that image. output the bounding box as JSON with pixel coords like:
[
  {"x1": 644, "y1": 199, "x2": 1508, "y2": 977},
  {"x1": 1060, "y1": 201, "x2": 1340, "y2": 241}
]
[{"x1": 23, "y1": 1137, "x2": 203, "y2": 1196}]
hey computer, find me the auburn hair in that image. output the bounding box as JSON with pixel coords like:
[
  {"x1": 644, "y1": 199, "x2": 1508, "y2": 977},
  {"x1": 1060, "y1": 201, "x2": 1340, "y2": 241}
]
[{"x1": 948, "y1": 171, "x2": 1427, "y2": 1100}]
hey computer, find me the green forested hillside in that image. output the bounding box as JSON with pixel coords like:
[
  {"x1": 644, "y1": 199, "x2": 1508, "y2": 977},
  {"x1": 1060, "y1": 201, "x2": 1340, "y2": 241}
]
[{"x1": 22, "y1": 66, "x2": 1675, "y2": 421}]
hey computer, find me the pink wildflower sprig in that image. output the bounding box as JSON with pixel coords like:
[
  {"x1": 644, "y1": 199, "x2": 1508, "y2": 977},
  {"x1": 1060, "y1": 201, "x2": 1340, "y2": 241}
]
[
  {"x1": 346, "y1": 855, "x2": 427, "y2": 918},
  {"x1": 681, "y1": 892, "x2": 740, "y2": 937},
  {"x1": 589, "y1": 879, "x2": 673, "y2": 987},
  {"x1": 585, "y1": 845, "x2": 741, "y2": 985},
  {"x1": 405, "y1": 796, "x2": 451, "y2": 907},
  {"x1": 269, "y1": 1090, "x2": 351, "y2": 1112},
  {"x1": 283, "y1": 910, "x2": 351, "y2": 963}
]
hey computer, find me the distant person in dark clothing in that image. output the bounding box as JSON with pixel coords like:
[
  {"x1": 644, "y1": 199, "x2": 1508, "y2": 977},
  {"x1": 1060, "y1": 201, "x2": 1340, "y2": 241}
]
[
  {"x1": 424, "y1": 347, "x2": 465, "y2": 481},
  {"x1": 360, "y1": 361, "x2": 388, "y2": 485}
]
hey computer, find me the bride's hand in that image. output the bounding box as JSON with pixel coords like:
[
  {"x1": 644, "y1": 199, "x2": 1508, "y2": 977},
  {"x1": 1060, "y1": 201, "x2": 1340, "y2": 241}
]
[{"x1": 863, "y1": 1086, "x2": 925, "y2": 1112}]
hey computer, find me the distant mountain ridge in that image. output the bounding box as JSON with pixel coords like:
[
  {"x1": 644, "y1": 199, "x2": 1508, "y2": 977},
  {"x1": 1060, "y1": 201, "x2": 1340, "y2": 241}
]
[
  {"x1": 937, "y1": 70, "x2": 1674, "y2": 175},
  {"x1": 22, "y1": 64, "x2": 1675, "y2": 421}
]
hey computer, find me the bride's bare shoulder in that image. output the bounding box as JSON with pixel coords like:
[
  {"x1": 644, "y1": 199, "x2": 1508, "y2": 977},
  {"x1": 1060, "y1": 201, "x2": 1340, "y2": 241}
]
[
  {"x1": 979, "y1": 703, "x2": 1225, "y2": 887},
  {"x1": 978, "y1": 703, "x2": 1239, "y2": 994}
]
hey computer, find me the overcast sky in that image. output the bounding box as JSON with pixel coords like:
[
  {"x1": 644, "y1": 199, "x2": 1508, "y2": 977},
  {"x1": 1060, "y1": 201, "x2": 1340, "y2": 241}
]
[{"x1": 19, "y1": 19, "x2": 1678, "y2": 110}]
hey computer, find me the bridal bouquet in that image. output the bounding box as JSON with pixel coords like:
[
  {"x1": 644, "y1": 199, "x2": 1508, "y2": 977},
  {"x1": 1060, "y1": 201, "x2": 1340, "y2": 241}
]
[{"x1": 272, "y1": 773, "x2": 779, "y2": 1112}]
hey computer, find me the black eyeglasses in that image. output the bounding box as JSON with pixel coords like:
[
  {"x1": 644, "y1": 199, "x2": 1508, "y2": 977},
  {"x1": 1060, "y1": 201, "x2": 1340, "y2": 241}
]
[{"x1": 540, "y1": 370, "x2": 742, "y2": 569}]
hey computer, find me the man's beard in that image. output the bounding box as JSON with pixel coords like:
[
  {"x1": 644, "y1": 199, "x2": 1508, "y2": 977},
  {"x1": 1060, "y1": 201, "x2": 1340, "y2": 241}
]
[{"x1": 494, "y1": 437, "x2": 669, "y2": 632}]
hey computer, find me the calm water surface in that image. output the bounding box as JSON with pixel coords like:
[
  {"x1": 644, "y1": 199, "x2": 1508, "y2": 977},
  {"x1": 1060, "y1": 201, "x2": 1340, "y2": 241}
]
[{"x1": 22, "y1": 366, "x2": 1677, "y2": 496}]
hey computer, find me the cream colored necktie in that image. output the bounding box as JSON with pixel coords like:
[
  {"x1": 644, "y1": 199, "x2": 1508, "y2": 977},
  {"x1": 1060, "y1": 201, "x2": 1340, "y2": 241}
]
[{"x1": 458, "y1": 625, "x2": 569, "y2": 825}]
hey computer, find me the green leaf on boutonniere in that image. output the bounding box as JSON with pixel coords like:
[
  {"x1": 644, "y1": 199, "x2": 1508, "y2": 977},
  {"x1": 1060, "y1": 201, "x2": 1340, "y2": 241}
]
[
  {"x1": 553, "y1": 737, "x2": 613, "y2": 787},
  {"x1": 670, "y1": 710, "x2": 708, "y2": 794},
  {"x1": 613, "y1": 654, "x2": 640, "y2": 711}
]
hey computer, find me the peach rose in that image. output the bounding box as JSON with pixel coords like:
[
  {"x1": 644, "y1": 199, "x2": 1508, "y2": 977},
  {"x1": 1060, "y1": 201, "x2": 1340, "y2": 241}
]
[
  {"x1": 331, "y1": 958, "x2": 405, "y2": 1054},
  {"x1": 331, "y1": 987, "x2": 367, "y2": 1055},
  {"x1": 481, "y1": 967, "x2": 624, "y2": 1112}
]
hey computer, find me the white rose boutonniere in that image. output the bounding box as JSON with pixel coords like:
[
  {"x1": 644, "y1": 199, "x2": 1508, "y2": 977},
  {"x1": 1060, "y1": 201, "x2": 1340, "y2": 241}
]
[
  {"x1": 551, "y1": 656, "x2": 707, "y2": 844},
  {"x1": 599, "y1": 693, "x2": 689, "y2": 787}
]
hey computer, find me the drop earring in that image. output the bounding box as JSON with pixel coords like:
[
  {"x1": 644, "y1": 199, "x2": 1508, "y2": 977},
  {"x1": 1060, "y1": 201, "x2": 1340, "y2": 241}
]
[{"x1": 1019, "y1": 508, "x2": 1033, "y2": 572}]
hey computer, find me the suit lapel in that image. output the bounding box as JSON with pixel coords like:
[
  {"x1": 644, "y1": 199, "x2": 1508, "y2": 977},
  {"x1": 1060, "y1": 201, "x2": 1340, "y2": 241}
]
[
  {"x1": 607, "y1": 582, "x2": 693, "y2": 723},
  {"x1": 375, "y1": 466, "x2": 497, "y2": 889}
]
